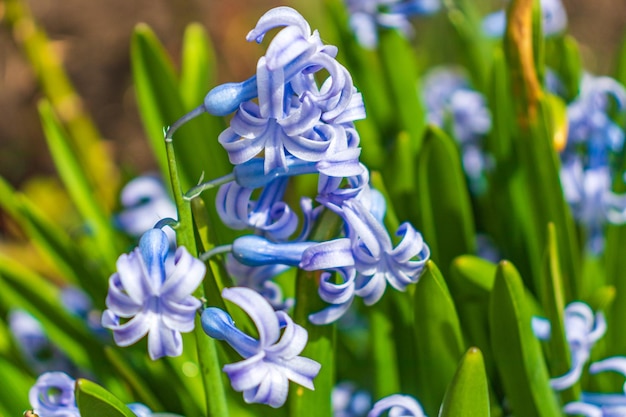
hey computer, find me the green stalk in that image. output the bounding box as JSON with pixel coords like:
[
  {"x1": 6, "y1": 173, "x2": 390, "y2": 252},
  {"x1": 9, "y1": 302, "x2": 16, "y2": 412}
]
[{"x1": 164, "y1": 135, "x2": 228, "y2": 417}]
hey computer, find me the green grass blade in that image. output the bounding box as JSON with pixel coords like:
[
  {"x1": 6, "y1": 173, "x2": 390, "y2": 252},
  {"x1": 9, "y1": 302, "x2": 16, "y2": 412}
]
[
  {"x1": 413, "y1": 261, "x2": 465, "y2": 416},
  {"x1": 38, "y1": 100, "x2": 121, "y2": 269},
  {"x1": 489, "y1": 261, "x2": 561, "y2": 417},
  {"x1": 439, "y1": 347, "x2": 490, "y2": 417},
  {"x1": 415, "y1": 126, "x2": 476, "y2": 277},
  {"x1": 76, "y1": 379, "x2": 136, "y2": 417}
]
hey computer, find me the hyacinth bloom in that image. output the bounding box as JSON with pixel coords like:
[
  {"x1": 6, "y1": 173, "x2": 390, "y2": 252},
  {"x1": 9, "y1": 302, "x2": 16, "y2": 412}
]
[
  {"x1": 301, "y1": 198, "x2": 429, "y2": 308},
  {"x1": 29, "y1": 372, "x2": 80, "y2": 417},
  {"x1": 102, "y1": 229, "x2": 205, "y2": 360},
  {"x1": 332, "y1": 381, "x2": 372, "y2": 417},
  {"x1": 533, "y1": 302, "x2": 607, "y2": 390},
  {"x1": 563, "y1": 357, "x2": 626, "y2": 416},
  {"x1": 482, "y1": 0, "x2": 567, "y2": 38},
  {"x1": 367, "y1": 394, "x2": 427, "y2": 417},
  {"x1": 213, "y1": 7, "x2": 365, "y2": 175},
  {"x1": 116, "y1": 176, "x2": 177, "y2": 243},
  {"x1": 345, "y1": 0, "x2": 441, "y2": 48},
  {"x1": 201, "y1": 287, "x2": 321, "y2": 408}
]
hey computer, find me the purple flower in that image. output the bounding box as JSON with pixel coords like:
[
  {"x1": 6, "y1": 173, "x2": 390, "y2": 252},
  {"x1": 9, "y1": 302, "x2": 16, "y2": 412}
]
[
  {"x1": 345, "y1": 0, "x2": 441, "y2": 49},
  {"x1": 564, "y1": 357, "x2": 626, "y2": 416},
  {"x1": 302, "y1": 199, "x2": 429, "y2": 307},
  {"x1": 101, "y1": 229, "x2": 205, "y2": 360},
  {"x1": 116, "y1": 176, "x2": 177, "y2": 244},
  {"x1": 333, "y1": 382, "x2": 372, "y2": 417},
  {"x1": 535, "y1": 302, "x2": 607, "y2": 390},
  {"x1": 29, "y1": 372, "x2": 80, "y2": 417},
  {"x1": 367, "y1": 394, "x2": 427, "y2": 417},
  {"x1": 201, "y1": 287, "x2": 321, "y2": 408},
  {"x1": 216, "y1": 178, "x2": 298, "y2": 241}
]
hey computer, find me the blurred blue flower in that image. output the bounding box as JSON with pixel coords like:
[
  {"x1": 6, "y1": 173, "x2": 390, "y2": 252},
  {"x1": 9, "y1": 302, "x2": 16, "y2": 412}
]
[
  {"x1": 367, "y1": 394, "x2": 427, "y2": 417},
  {"x1": 10, "y1": 310, "x2": 71, "y2": 374},
  {"x1": 564, "y1": 357, "x2": 626, "y2": 416},
  {"x1": 116, "y1": 175, "x2": 177, "y2": 244},
  {"x1": 29, "y1": 372, "x2": 80, "y2": 417},
  {"x1": 102, "y1": 228, "x2": 205, "y2": 360},
  {"x1": 566, "y1": 73, "x2": 626, "y2": 168},
  {"x1": 345, "y1": 0, "x2": 441, "y2": 49},
  {"x1": 333, "y1": 381, "x2": 372, "y2": 417},
  {"x1": 201, "y1": 287, "x2": 321, "y2": 408},
  {"x1": 483, "y1": 0, "x2": 567, "y2": 38},
  {"x1": 422, "y1": 67, "x2": 492, "y2": 194},
  {"x1": 533, "y1": 302, "x2": 606, "y2": 390}
]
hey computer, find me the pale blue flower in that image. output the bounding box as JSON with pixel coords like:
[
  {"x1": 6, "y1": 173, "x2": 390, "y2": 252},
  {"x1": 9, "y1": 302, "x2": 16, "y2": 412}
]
[
  {"x1": 201, "y1": 287, "x2": 321, "y2": 408},
  {"x1": 301, "y1": 198, "x2": 430, "y2": 307},
  {"x1": 216, "y1": 178, "x2": 298, "y2": 241},
  {"x1": 101, "y1": 229, "x2": 205, "y2": 360},
  {"x1": 533, "y1": 302, "x2": 606, "y2": 390},
  {"x1": 29, "y1": 372, "x2": 80, "y2": 417},
  {"x1": 564, "y1": 357, "x2": 626, "y2": 416},
  {"x1": 345, "y1": 0, "x2": 441, "y2": 48},
  {"x1": 116, "y1": 176, "x2": 177, "y2": 244},
  {"x1": 566, "y1": 73, "x2": 626, "y2": 168},
  {"x1": 333, "y1": 382, "x2": 372, "y2": 417},
  {"x1": 483, "y1": 0, "x2": 567, "y2": 38},
  {"x1": 368, "y1": 394, "x2": 427, "y2": 417},
  {"x1": 560, "y1": 158, "x2": 626, "y2": 254},
  {"x1": 10, "y1": 310, "x2": 70, "y2": 374}
]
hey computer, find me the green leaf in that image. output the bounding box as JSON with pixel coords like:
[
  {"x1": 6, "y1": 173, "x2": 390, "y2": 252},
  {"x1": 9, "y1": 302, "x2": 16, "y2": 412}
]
[
  {"x1": 38, "y1": 99, "x2": 121, "y2": 269},
  {"x1": 378, "y1": 29, "x2": 426, "y2": 153},
  {"x1": 414, "y1": 261, "x2": 465, "y2": 416},
  {"x1": 179, "y1": 23, "x2": 215, "y2": 109},
  {"x1": 439, "y1": 347, "x2": 490, "y2": 417},
  {"x1": 539, "y1": 224, "x2": 578, "y2": 403},
  {"x1": 489, "y1": 261, "x2": 561, "y2": 417},
  {"x1": 76, "y1": 379, "x2": 136, "y2": 417},
  {"x1": 0, "y1": 355, "x2": 33, "y2": 414},
  {"x1": 415, "y1": 126, "x2": 476, "y2": 277}
]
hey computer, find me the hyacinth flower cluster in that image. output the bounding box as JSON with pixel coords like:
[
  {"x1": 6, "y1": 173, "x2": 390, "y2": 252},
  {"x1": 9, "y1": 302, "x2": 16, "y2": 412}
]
[
  {"x1": 99, "y1": 6, "x2": 429, "y2": 409},
  {"x1": 343, "y1": 0, "x2": 441, "y2": 48},
  {"x1": 555, "y1": 74, "x2": 626, "y2": 254}
]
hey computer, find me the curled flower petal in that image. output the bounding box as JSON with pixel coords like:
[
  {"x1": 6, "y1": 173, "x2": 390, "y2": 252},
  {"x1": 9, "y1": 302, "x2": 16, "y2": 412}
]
[
  {"x1": 367, "y1": 394, "x2": 427, "y2": 417},
  {"x1": 29, "y1": 372, "x2": 80, "y2": 417}
]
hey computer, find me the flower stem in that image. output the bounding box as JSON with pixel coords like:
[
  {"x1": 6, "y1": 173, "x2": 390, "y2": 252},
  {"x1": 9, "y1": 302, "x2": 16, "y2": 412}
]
[{"x1": 165, "y1": 133, "x2": 229, "y2": 417}]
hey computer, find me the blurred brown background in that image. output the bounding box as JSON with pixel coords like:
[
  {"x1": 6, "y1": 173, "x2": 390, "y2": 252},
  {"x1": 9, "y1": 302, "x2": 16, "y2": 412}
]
[{"x1": 1, "y1": 0, "x2": 625, "y2": 188}]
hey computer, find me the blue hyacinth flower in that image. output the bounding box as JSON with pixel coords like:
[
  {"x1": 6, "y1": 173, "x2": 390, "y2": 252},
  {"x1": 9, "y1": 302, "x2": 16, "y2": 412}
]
[
  {"x1": 102, "y1": 229, "x2": 205, "y2": 360},
  {"x1": 345, "y1": 0, "x2": 441, "y2": 49},
  {"x1": 29, "y1": 372, "x2": 80, "y2": 417},
  {"x1": 367, "y1": 394, "x2": 427, "y2": 416},
  {"x1": 201, "y1": 287, "x2": 321, "y2": 408}
]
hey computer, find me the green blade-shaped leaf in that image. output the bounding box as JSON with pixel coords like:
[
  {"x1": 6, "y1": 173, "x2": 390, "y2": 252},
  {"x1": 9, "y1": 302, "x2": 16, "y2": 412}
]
[
  {"x1": 378, "y1": 29, "x2": 426, "y2": 153},
  {"x1": 415, "y1": 126, "x2": 476, "y2": 277},
  {"x1": 38, "y1": 99, "x2": 121, "y2": 269},
  {"x1": 179, "y1": 23, "x2": 215, "y2": 109},
  {"x1": 439, "y1": 347, "x2": 490, "y2": 417},
  {"x1": 0, "y1": 355, "x2": 33, "y2": 415},
  {"x1": 489, "y1": 261, "x2": 561, "y2": 417},
  {"x1": 540, "y1": 224, "x2": 578, "y2": 402},
  {"x1": 76, "y1": 379, "x2": 136, "y2": 417},
  {"x1": 414, "y1": 261, "x2": 465, "y2": 416}
]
